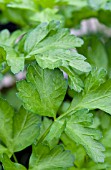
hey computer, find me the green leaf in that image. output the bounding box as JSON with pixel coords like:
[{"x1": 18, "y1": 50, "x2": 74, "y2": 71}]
[
  {"x1": 87, "y1": 37, "x2": 108, "y2": 70},
  {"x1": 79, "y1": 36, "x2": 108, "y2": 70},
  {"x1": 13, "y1": 107, "x2": 41, "y2": 152},
  {"x1": 63, "y1": 0, "x2": 87, "y2": 7},
  {"x1": 0, "y1": 46, "x2": 6, "y2": 63},
  {"x1": 70, "y1": 79, "x2": 111, "y2": 115},
  {"x1": 0, "y1": 98, "x2": 14, "y2": 152},
  {"x1": 65, "y1": 110, "x2": 105, "y2": 163},
  {"x1": 88, "y1": 0, "x2": 107, "y2": 10},
  {"x1": 36, "y1": 0, "x2": 56, "y2": 8},
  {"x1": 35, "y1": 50, "x2": 91, "y2": 72},
  {"x1": 61, "y1": 133, "x2": 86, "y2": 168},
  {"x1": 30, "y1": 24, "x2": 83, "y2": 52},
  {"x1": 7, "y1": 0, "x2": 36, "y2": 11},
  {"x1": 44, "y1": 119, "x2": 65, "y2": 148},
  {"x1": 30, "y1": 8, "x2": 64, "y2": 24},
  {"x1": 61, "y1": 66, "x2": 84, "y2": 92},
  {"x1": 0, "y1": 29, "x2": 23, "y2": 46},
  {"x1": 24, "y1": 21, "x2": 60, "y2": 53},
  {"x1": 2, "y1": 154, "x2": 26, "y2": 170},
  {"x1": 17, "y1": 63, "x2": 67, "y2": 118},
  {"x1": 0, "y1": 145, "x2": 9, "y2": 161},
  {"x1": 24, "y1": 21, "x2": 91, "y2": 76},
  {"x1": 0, "y1": 98, "x2": 41, "y2": 156},
  {"x1": 38, "y1": 117, "x2": 52, "y2": 141},
  {"x1": 0, "y1": 29, "x2": 10, "y2": 44},
  {"x1": 24, "y1": 21, "x2": 91, "y2": 92},
  {"x1": 84, "y1": 68, "x2": 107, "y2": 93},
  {"x1": 67, "y1": 109, "x2": 93, "y2": 126},
  {"x1": 0, "y1": 46, "x2": 24, "y2": 74},
  {"x1": 29, "y1": 144, "x2": 74, "y2": 170}
]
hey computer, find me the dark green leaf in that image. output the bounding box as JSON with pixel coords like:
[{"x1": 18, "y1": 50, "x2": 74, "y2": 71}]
[{"x1": 0, "y1": 98, "x2": 41, "y2": 156}]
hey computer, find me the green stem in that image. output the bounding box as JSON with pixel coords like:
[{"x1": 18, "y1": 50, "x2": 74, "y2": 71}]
[
  {"x1": 1, "y1": 66, "x2": 10, "y2": 74},
  {"x1": 37, "y1": 122, "x2": 53, "y2": 145},
  {"x1": 13, "y1": 153, "x2": 18, "y2": 163}
]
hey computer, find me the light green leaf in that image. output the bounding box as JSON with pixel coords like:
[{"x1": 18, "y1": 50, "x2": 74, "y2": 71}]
[
  {"x1": 0, "y1": 29, "x2": 10, "y2": 44},
  {"x1": 29, "y1": 144, "x2": 74, "y2": 170},
  {"x1": 63, "y1": 0, "x2": 87, "y2": 7},
  {"x1": 17, "y1": 63, "x2": 67, "y2": 118},
  {"x1": 44, "y1": 119, "x2": 65, "y2": 148},
  {"x1": 30, "y1": 8, "x2": 63, "y2": 24},
  {"x1": 88, "y1": 0, "x2": 107, "y2": 10},
  {"x1": 34, "y1": 50, "x2": 91, "y2": 73},
  {"x1": 24, "y1": 21, "x2": 59, "y2": 53},
  {"x1": 24, "y1": 21, "x2": 91, "y2": 92},
  {"x1": 84, "y1": 68, "x2": 107, "y2": 93},
  {"x1": 30, "y1": 26, "x2": 83, "y2": 52},
  {"x1": 2, "y1": 154, "x2": 26, "y2": 170},
  {"x1": 65, "y1": 110, "x2": 105, "y2": 162},
  {"x1": 25, "y1": 21, "x2": 90, "y2": 73},
  {"x1": 0, "y1": 145, "x2": 9, "y2": 161},
  {"x1": 0, "y1": 46, "x2": 24, "y2": 74},
  {"x1": 7, "y1": 0, "x2": 36, "y2": 11},
  {"x1": 13, "y1": 107, "x2": 41, "y2": 152},
  {"x1": 70, "y1": 79, "x2": 111, "y2": 115},
  {"x1": 0, "y1": 29, "x2": 23, "y2": 46}
]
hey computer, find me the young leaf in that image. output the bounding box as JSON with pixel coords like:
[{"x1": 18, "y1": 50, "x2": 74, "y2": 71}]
[
  {"x1": 17, "y1": 63, "x2": 67, "y2": 118},
  {"x1": 65, "y1": 109, "x2": 105, "y2": 163},
  {"x1": 2, "y1": 154, "x2": 26, "y2": 170},
  {"x1": 29, "y1": 144, "x2": 74, "y2": 170}
]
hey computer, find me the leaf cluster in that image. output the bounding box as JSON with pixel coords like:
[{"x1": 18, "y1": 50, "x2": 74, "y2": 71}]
[{"x1": 0, "y1": 1, "x2": 111, "y2": 170}]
